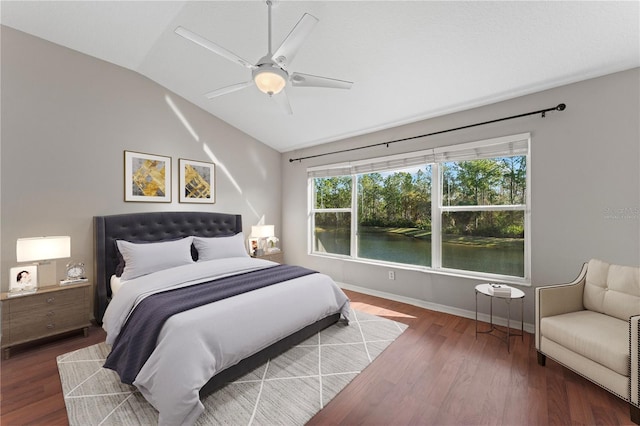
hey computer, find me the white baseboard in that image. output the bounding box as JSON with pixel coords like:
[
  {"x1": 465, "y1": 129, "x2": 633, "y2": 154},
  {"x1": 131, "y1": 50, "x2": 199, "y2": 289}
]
[{"x1": 338, "y1": 282, "x2": 535, "y2": 334}]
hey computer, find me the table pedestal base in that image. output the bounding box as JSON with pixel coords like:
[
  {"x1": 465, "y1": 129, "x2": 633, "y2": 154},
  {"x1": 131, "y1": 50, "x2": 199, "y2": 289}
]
[{"x1": 475, "y1": 285, "x2": 524, "y2": 353}]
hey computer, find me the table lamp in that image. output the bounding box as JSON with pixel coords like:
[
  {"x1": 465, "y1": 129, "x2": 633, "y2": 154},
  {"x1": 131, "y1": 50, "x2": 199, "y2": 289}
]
[
  {"x1": 251, "y1": 225, "x2": 274, "y2": 256},
  {"x1": 16, "y1": 236, "x2": 71, "y2": 286}
]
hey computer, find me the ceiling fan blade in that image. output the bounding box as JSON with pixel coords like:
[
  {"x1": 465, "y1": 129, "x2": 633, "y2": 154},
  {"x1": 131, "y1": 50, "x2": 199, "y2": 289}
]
[
  {"x1": 271, "y1": 13, "x2": 319, "y2": 69},
  {"x1": 175, "y1": 26, "x2": 256, "y2": 70},
  {"x1": 290, "y1": 72, "x2": 353, "y2": 90},
  {"x1": 272, "y1": 89, "x2": 293, "y2": 115},
  {"x1": 205, "y1": 81, "x2": 254, "y2": 99}
]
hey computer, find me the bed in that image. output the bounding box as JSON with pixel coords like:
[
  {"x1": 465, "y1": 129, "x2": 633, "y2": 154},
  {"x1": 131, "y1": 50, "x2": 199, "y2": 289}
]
[{"x1": 93, "y1": 211, "x2": 350, "y2": 425}]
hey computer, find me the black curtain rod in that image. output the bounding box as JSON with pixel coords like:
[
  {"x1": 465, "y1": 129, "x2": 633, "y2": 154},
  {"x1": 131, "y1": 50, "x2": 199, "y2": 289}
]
[{"x1": 289, "y1": 103, "x2": 566, "y2": 163}]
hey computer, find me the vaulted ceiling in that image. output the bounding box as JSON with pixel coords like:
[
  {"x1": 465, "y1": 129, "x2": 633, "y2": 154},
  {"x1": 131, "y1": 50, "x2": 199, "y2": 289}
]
[{"x1": 2, "y1": 1, "x2": 638, "y2": 152}]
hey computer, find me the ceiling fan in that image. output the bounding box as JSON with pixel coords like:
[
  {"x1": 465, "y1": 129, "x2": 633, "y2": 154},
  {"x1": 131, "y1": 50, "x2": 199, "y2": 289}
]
[{"x1": 175, "y1": 0, "x2": 353, "y2": 115}]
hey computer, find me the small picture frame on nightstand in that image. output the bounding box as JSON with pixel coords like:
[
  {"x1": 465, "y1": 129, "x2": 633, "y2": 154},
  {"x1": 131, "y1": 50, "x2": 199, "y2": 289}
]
[
  {"x1": 248, "y1": 237, "x2": 259, "y2": 257},
  {"x1": 8, "y1": 265, "x2": 38, "y2": 296}
]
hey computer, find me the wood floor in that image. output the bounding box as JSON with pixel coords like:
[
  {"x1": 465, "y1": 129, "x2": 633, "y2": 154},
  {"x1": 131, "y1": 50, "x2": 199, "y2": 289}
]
[{"x1": 1, "y1": 289, "x2": 632, "y2": 425}]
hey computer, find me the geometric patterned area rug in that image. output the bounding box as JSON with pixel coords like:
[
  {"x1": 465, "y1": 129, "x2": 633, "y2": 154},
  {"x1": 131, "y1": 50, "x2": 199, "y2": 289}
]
[{"x1": 57, "y1": 309, "x2": 408, "y2": 425}]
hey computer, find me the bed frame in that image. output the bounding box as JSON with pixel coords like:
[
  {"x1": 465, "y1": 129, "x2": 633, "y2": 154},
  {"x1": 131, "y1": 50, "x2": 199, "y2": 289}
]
[{"x1": 93, "y1": 211, "x2": 340, "y2": 397}]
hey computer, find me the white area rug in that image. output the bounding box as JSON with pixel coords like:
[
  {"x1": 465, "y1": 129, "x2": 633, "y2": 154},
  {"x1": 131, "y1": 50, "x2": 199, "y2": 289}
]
[{"x1": 57, "y1": 309, "x2": 407, "y2": 425}]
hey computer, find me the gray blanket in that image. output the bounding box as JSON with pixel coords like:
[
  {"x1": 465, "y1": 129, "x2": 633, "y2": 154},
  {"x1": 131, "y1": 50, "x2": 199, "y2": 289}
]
[{"x1": 104, "y1": 264, "x2": 317, "y2": 384}]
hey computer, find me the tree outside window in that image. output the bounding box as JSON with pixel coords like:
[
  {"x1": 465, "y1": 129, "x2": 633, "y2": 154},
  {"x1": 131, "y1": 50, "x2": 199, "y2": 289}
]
[{"x1": 309, "y1": 134, "x2": 530, "y2": 281}]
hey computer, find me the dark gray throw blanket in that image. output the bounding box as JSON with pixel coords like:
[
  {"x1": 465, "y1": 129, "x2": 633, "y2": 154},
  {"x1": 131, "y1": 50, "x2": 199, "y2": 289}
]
[{"x1": 104, "y1": 265, "x2": 317, "y2": 384}]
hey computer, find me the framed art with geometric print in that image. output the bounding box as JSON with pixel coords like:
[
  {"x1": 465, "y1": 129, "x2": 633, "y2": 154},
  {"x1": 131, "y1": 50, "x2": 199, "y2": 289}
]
[
  {"x1": 124, "y1": 151, "x2": 171, "y2": 202},
  {"x1": 179, "y1": 158, "x2": 215, "y2": 204}
]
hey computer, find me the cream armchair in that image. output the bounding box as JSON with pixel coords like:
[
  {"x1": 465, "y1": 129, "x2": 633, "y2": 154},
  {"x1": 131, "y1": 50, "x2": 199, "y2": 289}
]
[{"x1": 535, "y1": 259, "x2": 639, "y2": 424}]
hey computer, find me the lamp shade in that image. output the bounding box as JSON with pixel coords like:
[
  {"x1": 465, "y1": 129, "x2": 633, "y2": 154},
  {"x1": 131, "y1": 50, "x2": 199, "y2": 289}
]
[
  {"x1": 253, "y1": 68, "x2": 287, "y2": 95},
  {"x1": 251, "y1": 225, "x2": 274, "y2": 239},
  {"x1": 16, "y1": 236, "x2": 71, "y2": 262}
]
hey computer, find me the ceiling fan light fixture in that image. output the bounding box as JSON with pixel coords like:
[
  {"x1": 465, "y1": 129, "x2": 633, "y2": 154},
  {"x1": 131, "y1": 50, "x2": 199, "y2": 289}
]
[
  {"x1": 253, "y1": 66, "x2": 287, "y2": 96},
  {"x1": 176, "y1": 1, "x2": 353, "y2": 112}
]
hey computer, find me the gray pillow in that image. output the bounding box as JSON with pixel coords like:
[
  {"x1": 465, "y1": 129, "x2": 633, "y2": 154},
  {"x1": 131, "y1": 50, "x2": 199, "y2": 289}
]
[
  {"x1": 116, "y1": 236, "x2": 194, "y2": 281},
  {"x1": 193, "y1": 233, "x2": 249, "y2": 261}
]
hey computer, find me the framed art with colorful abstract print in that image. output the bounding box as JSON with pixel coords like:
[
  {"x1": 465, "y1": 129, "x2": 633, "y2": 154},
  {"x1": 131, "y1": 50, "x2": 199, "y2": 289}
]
[
  {"x1": 179, "y1": 158, "x2": 215, "y2": 204},
  {"x1": 124, "y1": 151, "x2": 171, "y2": 202}
]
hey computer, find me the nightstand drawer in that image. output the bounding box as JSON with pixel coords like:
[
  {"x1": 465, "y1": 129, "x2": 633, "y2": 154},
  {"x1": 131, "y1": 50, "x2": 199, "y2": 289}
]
[
  {"x1": 254, "y1": 251, "x2": 284, "y2": 264},
  {"x1": 1, "y1": 283, "x2": 91, "y2": 358},
  {"x1": 6, "y1": 303, "x2": 88, "y2": 342},
  {"x1": 7, "y1": 287, "x2": 85, "y2": 313}
]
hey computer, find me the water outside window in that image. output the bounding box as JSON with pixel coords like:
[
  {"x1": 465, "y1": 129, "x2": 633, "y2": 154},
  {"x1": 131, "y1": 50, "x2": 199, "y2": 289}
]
[{"x1": 313, "y1": 212, "x2": 351, "y2": 255}]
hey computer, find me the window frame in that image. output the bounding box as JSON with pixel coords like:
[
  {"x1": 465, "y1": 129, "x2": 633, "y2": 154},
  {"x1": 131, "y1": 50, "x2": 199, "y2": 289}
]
[
  {"x1": 307, "y1": 133, "x2": 531, "y2": 285},
  {"x1": 434, "y1": 163, "x2": 530, "y2": 280},
  {"x1": 308, "y1": 177, "x2": 354, "y2": 258}
]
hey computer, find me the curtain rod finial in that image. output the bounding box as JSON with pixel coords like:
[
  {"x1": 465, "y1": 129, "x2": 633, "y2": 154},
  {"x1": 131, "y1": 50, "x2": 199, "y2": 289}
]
[{"x1": 556, "y1": 103, "x2": 566, "y2": 111}]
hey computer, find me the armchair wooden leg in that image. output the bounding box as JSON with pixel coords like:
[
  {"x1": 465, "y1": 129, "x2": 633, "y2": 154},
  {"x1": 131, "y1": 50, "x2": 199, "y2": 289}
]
[
  {"x1": 631, "y1": 403, "x2": 639, "y2": 425},
  {"x1": 536, "y1": 351, "x2": 546, "y2": 366}
]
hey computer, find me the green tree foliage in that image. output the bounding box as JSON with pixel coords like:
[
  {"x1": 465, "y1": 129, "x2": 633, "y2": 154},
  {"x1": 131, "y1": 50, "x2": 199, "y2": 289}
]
[
  {"x1": 358, "y1": 167, "x2": 432, "y2": 229},
  {"x1": 443, "y1": 157, "x2": 526, "y2": 206},
  {"x1": 358, "y1": 173, "x2": 383, "y2": 224},
  {"x1": 314, "y1": 176, "x2": 352, "y2": 209},
  {"x1": 443, "y1": 157, "x2": 526, "y2": 238},
  {"x1": 501, "y1": 156, "x2": 527, "y2": 204},
  {"x1": 314, "y1": 177, "x2": 352, "y2": 234},
  {"x1": 315, "y1": 156, "x2": 526, "y2": 239},
  {"x1": 451, "y1": 159, "x2": 503, "y2": 205}
]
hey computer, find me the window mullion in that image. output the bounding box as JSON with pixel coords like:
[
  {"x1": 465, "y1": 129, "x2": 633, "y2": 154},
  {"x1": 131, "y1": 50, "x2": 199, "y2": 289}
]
[
  {"x1": 524, "y1": 147, "x2": 532, "y2": 281},
  {"x1": 441, "y1": 204, "x2": 526, "y2": 212},
  {"x1": 351, "y1": 175, "x2": 358, "y2": 258},
  {"x1": 311, "y1": 208, "x2": 351, "y2": 213},
  {"x1": 432, "y1": 163, "x2": 442, "y2": 269},
  {"x1": 307, "y1": 178, "x2": 314, "y2": 254}
]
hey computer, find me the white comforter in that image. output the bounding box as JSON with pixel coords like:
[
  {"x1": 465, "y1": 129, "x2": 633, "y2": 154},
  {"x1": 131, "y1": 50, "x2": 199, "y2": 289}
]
[{"x1": 102, "y1": 257, "x2": 350, "y2": 426}]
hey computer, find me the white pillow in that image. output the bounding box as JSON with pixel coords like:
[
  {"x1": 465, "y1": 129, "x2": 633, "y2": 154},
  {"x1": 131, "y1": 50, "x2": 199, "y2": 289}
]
[
  {"x1": 110, "y1": 274, "x2": 124, "y2": 295},
  {"x1": 116, "y1": 236, "x2": 194, "y2": 281},
  {"x1": 193, "y1": 233, "x2": 249, "y2": 261}
]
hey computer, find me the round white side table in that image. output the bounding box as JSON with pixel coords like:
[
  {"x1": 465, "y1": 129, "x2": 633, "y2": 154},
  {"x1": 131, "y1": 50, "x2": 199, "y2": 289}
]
[{"x1": 474, "y1": 283, "x2": 525, "y2": 352}]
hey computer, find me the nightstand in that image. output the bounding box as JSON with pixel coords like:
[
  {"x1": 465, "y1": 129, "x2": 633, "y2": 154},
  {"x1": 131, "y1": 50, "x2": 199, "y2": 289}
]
[
  {"x1": 253, "y1": 251, "x2": 284, "y2": 264},
  {"x1": 1, "y1": 282, "x2": 91, "y2": 359}
]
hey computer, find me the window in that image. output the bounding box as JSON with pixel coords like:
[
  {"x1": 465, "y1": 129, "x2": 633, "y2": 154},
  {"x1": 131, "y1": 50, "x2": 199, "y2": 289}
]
[
  {"x1": 312, "y1": 176, "x2": 352, "y2": 256},
  {"x1": 308, "y1": 133, "x2": 531, "y2": 282},
  {"x1": 357, "y1": 167, "x2": 432, "y2": 266},
  {"x1": 440, "y1": 157, "x2": 526, "y2": 277}
]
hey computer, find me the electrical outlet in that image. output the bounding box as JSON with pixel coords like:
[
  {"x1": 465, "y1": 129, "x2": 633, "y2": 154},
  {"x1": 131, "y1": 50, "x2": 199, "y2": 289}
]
[{"x1": 388, "y1": 271, "x2": 395, "y2": 280}]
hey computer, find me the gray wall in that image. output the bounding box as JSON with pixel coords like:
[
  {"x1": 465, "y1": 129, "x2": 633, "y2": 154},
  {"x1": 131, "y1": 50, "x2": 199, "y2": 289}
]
[
  {"x1": 1, "y1": 26, "x2": 282, "y2": 294},
  {"x1": 282, "y1": 68, "x2": 640, "y2": 327},
  {"x1": 2, "y1": 24, "x2": 638, "y2": 329}
]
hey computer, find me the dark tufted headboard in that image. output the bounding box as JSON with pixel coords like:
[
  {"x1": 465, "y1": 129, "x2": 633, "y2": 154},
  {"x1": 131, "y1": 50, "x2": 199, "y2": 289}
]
[{"x1": 93, "y1": 211, "x2": 242, "y2": 323}]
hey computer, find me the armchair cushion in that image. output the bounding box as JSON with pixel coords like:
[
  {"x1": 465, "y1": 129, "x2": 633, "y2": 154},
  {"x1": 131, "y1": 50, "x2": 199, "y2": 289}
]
[
  {"x1": 541, "y1": 310, "x2": 628, "y2": 376},
  {"x1": 584, "y1": 259, "x2": 640, "y2": 321}
]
